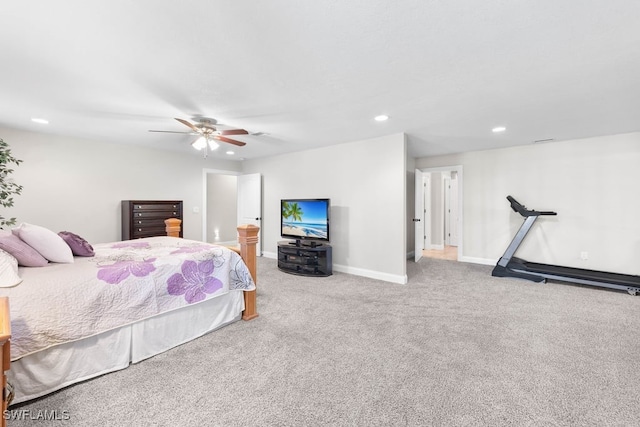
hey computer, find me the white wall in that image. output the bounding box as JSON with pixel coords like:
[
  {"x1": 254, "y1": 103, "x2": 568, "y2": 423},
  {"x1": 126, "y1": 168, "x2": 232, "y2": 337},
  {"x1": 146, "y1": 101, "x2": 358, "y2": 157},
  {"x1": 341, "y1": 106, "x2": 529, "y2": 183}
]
[
  {"x1": 415, "y1": 132, "x2": 640, "y2": 275},
  {"x1": 243, "y1": 133, "x2": 408, "y2": 284},
  {"x1": 1, "y1": 126, "x2": 241, "y2": 243}
]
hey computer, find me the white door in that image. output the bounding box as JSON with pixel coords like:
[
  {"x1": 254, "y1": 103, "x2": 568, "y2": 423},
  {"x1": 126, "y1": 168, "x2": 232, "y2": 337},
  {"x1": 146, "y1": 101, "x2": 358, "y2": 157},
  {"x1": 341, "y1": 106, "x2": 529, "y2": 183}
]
[
  {"x1": 237, "y1": 173, "x2": 262, "y2": 255},
  {"x1": 444, "y1": 175, "x2": 451, "y2": 246},
  {"x1": 449, "y1": 173, "x2": 459, "y2": 246},
  {"x1": 414, "y1": 169, "x2": 424, "y2": 262}
]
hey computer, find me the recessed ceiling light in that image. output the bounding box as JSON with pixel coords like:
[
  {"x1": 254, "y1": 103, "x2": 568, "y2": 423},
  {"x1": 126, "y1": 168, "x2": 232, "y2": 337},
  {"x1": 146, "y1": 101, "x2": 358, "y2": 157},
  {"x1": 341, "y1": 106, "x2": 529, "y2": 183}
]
[
  {"x1": 226, "y1": 150, "x2": 235, "y2": 155},
  {"x1": 31, "y1": 118, "x2": 49, "y2": 124},
  {"x1": 492, "y1": 126, "x2": 506, "y2": 133},
  {"x1": 374, "y1": 115, "x2": 389, "y2": 122}
]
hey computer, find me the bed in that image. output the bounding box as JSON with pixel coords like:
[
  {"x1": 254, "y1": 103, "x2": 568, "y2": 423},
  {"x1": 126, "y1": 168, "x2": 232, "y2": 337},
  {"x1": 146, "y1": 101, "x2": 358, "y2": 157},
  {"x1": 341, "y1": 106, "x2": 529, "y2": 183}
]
[{"x1": 0, "y1": 219, "x2": 259, "y2": 405}]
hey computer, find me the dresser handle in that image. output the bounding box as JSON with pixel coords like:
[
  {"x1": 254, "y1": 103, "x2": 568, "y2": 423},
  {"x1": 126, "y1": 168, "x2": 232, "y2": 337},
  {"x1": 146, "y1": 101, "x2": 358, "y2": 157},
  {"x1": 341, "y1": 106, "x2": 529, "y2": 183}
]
[
  {"x1": 138, "y1": 228, "x2": 142, "y2": 232},
  {"x1": 138, "y1": 213, "x2": 142, "y2": 216}
]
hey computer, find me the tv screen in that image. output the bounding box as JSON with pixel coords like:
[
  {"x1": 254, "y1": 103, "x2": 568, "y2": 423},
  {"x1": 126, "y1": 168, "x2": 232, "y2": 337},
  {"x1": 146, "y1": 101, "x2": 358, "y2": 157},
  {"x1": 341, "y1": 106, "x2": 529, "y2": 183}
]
[{"x1": 281, "y1": 199, "x2": 330, "y2": 241}]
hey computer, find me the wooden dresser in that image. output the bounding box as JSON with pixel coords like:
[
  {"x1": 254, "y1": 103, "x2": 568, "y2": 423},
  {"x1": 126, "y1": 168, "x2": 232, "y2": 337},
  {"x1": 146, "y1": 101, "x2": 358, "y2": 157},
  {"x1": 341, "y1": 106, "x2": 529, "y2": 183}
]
[
  {"x1": 122, "y1": 200, "x2": 183, "y2": 240},
  {"x1": 1, "y1": 297, "x2": 11, "y2": 424}
]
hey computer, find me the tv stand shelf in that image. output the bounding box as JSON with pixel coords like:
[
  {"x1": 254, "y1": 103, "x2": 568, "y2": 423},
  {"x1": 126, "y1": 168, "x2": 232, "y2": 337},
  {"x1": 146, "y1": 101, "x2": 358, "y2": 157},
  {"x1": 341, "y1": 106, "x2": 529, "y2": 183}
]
[{"x1": 277, "y1": 241, "x2": 332, "y2": 277}]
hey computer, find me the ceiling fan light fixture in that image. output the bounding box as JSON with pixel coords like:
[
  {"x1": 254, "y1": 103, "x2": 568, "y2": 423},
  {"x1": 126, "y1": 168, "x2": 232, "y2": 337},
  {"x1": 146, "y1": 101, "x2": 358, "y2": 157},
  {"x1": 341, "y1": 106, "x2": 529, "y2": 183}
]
[
  {"x1": 153, "y1": 117, "x2": 250, "y2": 154},
  {"x1": 192, "y1": 136, "x2": 207, "y2": 150}
]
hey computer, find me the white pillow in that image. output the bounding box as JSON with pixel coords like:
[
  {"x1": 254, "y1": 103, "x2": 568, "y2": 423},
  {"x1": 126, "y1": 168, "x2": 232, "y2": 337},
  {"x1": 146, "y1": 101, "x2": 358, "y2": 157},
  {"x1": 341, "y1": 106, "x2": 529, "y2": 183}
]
[
  {"x1": 0, "y1": 249, "x2": 22, "y2": 287},
  {"x1": 12, "y1": 223, "x2": 74, "y2": 263}
]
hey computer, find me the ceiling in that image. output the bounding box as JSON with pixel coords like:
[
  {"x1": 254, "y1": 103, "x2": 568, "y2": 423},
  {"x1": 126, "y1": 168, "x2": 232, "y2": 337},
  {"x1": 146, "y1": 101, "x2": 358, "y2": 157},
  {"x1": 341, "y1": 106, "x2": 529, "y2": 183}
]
[{"x1": 1, "y1": 1, "x2": 639, "y2": 161}]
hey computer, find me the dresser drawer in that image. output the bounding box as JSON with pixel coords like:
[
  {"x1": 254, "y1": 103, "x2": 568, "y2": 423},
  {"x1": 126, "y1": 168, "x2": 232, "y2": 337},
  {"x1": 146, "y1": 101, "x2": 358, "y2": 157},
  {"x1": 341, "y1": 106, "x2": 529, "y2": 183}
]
[
  {"x1": 132, "y1": 227, "x2": 167, "y2": 238},
  {"x1": 132, "y1": 210, "x2": 180, "y2": 219},
  {"x1": 132, "y1": 203, "x2": 181, "y2": 211},
  {"x1": 130, "y1": 218, "x2": 168, "y2": 227}
]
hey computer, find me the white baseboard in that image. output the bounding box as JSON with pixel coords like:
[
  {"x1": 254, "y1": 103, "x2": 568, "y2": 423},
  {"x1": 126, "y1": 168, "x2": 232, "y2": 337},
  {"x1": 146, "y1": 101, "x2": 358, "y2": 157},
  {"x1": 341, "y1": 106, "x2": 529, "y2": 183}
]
[
  {"x1": 262, "y1": 251, "x2": 277, "y2": 259},
  {"x1": 333, "y1": 263, "x2": 407, "y2": 284},
  {"x1": 459, "y1": 256, "x2": 496, "y2": 266}
]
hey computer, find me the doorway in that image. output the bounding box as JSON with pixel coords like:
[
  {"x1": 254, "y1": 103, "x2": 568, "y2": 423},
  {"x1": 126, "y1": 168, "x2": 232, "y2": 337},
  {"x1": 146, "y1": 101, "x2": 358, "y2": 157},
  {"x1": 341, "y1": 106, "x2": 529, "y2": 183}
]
[
  {"x1": 202, "y1": 169, "x2": 240, "y2": 245},
  {"x1": 415, "y1": 166, "x2": 462, "y2": 262},
  {"x1": 202, "y1": 169, "x2": 263, "y2": 254},
  {"x1": 205, "y1": 172, "x2": 238, "y2": 245}
]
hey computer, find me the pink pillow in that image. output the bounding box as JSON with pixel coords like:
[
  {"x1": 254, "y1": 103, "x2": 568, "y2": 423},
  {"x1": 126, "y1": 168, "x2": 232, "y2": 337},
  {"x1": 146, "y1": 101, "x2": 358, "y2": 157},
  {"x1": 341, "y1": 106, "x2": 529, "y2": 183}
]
[
  {"x1": 58, "y1": 231, "x2": 95, "y2": 257},
  {"x1": 0, "y1": 233, "x2": 48, "y2": 267},
  {"x1": 12, "y1": 223, "x2": 74, "y2": 264}
]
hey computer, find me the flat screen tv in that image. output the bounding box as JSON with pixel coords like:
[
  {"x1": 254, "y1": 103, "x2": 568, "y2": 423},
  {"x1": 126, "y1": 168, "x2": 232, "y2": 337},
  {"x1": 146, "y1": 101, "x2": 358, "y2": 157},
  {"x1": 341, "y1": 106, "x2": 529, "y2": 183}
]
[{"x1": 281, "y1": 198, "x2": 330, "y2": 243}]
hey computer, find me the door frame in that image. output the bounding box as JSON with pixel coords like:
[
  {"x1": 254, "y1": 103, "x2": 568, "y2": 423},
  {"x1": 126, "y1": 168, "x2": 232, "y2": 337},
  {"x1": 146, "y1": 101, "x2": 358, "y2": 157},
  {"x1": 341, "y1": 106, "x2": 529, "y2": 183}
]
[
  {"x1": 417, "y1": 165, "x2": 463, "y2": 261},
  {"x1": 448, "y1": 171, "x2": 459, "y2": 246},
  {"x1": 423, "y1": 173, "x2": 431, "y2": 250},
  {"x1": 414, "y1": 169, "x2": 424, "y2": 262},
  {"x1": 443, "y1": 174, "x2": 451, "y2": 246}
]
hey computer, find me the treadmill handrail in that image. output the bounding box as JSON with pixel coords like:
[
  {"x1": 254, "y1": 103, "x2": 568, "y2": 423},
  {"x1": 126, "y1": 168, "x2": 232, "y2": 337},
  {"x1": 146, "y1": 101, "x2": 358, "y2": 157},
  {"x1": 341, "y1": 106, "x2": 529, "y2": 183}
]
[{"x1": 506, "y1": 195, "x2": 557, "y2": 217}]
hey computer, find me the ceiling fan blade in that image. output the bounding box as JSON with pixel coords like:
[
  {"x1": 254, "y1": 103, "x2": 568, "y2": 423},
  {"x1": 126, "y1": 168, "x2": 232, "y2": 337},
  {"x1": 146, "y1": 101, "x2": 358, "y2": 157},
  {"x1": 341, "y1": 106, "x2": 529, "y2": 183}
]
[
  {"x1": 175, "y1": 118, "x2": 200, "y2": 133},
  {"x1": 218, "y1": 129, "x2": 249, "y2": 136},
  {"x1": 213, "y1": 135, "x2": 246, "y2": 146},
  {"x1": 148, "y1": 130, "x2": 194, "y2": 134}
]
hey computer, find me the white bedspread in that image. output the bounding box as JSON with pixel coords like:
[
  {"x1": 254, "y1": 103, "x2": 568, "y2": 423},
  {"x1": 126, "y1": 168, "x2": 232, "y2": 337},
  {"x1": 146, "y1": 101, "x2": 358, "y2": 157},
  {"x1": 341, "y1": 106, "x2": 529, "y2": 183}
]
[{"x1": 0, "y1": 236, "x2": 255, "y2": 360}]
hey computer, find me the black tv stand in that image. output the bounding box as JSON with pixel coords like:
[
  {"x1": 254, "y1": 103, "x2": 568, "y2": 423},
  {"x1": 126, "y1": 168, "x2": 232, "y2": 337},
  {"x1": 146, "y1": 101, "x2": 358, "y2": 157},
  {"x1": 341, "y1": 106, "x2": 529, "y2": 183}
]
[
  {"x1": 289, "y1": 240, "x2": 323, "y2": 248},
  {"x1": 278, "y1": 241, "x2": 332, "y2": 277}
]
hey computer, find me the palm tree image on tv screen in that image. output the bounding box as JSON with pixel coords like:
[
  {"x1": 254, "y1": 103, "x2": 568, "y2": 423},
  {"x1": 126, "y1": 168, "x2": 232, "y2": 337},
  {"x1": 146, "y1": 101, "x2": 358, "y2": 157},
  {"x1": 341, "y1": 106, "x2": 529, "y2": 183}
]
[{"x1": 281, "y1": 200, "x2": 329, "y2": 240}]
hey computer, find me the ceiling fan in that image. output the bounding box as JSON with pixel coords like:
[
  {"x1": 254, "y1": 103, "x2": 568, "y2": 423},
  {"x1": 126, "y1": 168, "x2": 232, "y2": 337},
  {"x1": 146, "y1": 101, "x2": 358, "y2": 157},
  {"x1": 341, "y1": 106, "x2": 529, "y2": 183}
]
[{"x1": 149, "y1": 117, "x2": 249, "y2": 157}]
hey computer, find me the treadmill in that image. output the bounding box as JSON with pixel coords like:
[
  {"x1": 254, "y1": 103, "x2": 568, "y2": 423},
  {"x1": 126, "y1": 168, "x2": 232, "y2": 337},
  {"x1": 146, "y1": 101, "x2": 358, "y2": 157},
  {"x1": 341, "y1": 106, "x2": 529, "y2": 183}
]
[{"x1": 492, "y1": 196, "x2": 640, "y2": 295}]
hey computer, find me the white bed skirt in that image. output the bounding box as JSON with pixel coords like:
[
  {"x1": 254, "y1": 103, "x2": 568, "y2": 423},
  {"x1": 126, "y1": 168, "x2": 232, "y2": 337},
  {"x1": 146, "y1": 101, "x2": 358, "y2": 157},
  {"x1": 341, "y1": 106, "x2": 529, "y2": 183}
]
[{"x1": 8, "y1": 290, "x2": 244, "y2": 405}]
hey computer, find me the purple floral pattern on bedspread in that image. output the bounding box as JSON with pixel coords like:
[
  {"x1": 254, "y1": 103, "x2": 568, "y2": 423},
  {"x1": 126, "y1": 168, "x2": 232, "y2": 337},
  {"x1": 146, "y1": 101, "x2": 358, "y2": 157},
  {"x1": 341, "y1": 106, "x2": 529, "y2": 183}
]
[
  {"x1": 111, "y1": 241, "x2": 150, "y2": 249},
  {"x1": 167, "y1": 259, "x2": 223, "y2": 303},
  {"x1": 97, "y1": 258, "x2": 157, "y2": 284},
  {"x1": 170, "y1": 244, "x2": 211, "y2": 254}
]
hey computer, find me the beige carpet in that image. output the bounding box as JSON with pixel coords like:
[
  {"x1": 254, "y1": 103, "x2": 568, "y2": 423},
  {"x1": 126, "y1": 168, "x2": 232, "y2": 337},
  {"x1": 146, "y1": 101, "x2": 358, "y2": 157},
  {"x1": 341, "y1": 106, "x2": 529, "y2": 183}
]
[{"x1": 9, "y1": 256, "x2": 640, "y2": 426}]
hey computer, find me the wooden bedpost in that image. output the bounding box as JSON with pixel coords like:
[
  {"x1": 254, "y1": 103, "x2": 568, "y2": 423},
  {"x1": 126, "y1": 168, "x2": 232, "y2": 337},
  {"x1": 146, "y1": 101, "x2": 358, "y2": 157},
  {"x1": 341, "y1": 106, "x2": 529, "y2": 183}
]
[
  {"x1": 0, "y1": 297, "x2": 12, "y2": 414},
  {"x1": 164, "y1": 218, "x2": 259, "y2": 321},
  {"x1": 237, "y1": 224, "x2": 259, "y2": 320},
  {"x1": 164, "y1": 218, "x2": 182, "y2": 238}
]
